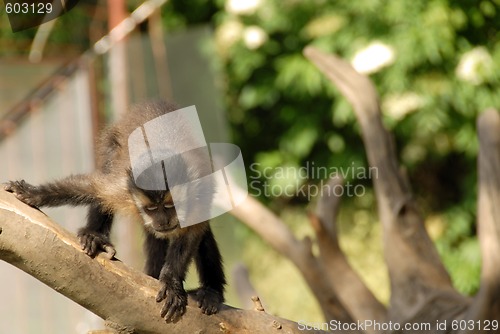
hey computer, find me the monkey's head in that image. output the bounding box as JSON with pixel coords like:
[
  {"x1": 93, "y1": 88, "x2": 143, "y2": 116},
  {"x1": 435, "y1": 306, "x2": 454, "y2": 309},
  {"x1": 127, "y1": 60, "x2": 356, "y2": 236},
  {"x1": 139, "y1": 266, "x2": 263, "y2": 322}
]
[
  {"x1": 131, "y1": 186, "x2": 181, "y2": 237},
  {"x1": 126, "y1": 151, "x2": 213, "y2": 237},
  {"x1": 126, "y1": 156, "x2": 188, "y2": 237}
]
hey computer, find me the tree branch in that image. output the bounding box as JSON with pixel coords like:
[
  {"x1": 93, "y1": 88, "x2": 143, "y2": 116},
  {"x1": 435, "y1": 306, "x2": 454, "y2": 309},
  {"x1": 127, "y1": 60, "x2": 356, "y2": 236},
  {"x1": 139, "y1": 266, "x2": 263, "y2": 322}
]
[
  {"x1": 233, "y1": 262, "x2": 262, "y2": 310},
  {"x1": 310, "y1": 177, "x2": 386, "y2": 324},
  {"x1": 0, "y1": 190, "x2": 327, "y2": 334},
  {"x1": 303, "y1": 46, "x2": 465, "y2": 322},
  {"x1": 228, "y1": 187, "x2": 356, "y2": 324},
  {"x1": 464, "y1": 108, "x2": 500, "y2": 323}
]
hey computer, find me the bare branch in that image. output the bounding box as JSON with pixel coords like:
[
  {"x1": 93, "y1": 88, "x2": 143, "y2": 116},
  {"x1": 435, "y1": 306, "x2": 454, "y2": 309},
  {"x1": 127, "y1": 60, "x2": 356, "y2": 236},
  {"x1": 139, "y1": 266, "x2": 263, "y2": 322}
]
[
  {"x1": 314, "y1": 176, "x2": 343, "y2": 239},
  {"x1": 0, "y1": 190, "x2": 328, "y2": 334},
  {"x1": 311, "y1": 178, "x2": 387, "y2": 325},
  {"x1": 304, "y1": 46, "x2": 462, "y2": 322},
  {"x1": 232, "y1": 263, "x2": 261, "y2": 310},
  {"x1": 229, "y1": 189, "x2": 356, "y2": 324},
  {"x1": 464, "y1": 108, "x2": 500, "y2": 323},
  {"x1": 229, "y1": 187, "x2": 302, "y2": 258}
]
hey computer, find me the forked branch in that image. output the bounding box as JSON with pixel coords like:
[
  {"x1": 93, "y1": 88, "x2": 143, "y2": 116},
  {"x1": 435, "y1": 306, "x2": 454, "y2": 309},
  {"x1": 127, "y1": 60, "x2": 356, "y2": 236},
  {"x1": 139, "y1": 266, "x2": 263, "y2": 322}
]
[
  {"x1": 303, "y1": 46, "x2": 465, "y2": 322},
  {"x1": 228, "y1": 187, "x2": 356, "y2": 325}
]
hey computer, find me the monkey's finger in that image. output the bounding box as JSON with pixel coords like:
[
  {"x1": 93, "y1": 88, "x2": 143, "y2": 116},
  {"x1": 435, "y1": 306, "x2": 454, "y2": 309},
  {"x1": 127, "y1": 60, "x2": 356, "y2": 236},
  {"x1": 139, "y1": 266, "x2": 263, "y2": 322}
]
[
  {"x1": 164, "y1": 309, "x2": 175, "y2": 322},
  {"x1": 103, "y1": 245, "x2": 116, "y2": 259},
  {"x1": 84, "y1": 244, "x2": 96, "y2": 257},
  {"x1": 203, "y1": 304, "x2": 218, "y2": 315},
  {"x1": 79, "y1": 235, "x2": 91, "y2": 252},
  {"x1": 4, "y1": 180, "x2": 17, "y2": 188},
  {"x1": 3, "y1": 181, "x2": 23, "y2": 193},
  {"x1": 80, "y1": 238, "x2": 88, "y2": 251},
  {"x1": 160, "y1": 298, "x2": 173, "y2": 318},
  {"x1": 80, "y1": 241, "x2": 87, "y2": 251},
  {"x1": 156, "y1": 286, "x2": 168, "y2": 302},
  {"x1": 162, "y1": 293, "x2": 184, "y2": 321},
  {"x1": 3, "y1": 182, "x2": 13, "y2": 192},
  {"x1": 87, "y1": 240, "x2": 98, "y2": 258},
  {"x1": 5, "y1": 180, "x2": 28, "y2": 191},
  {"x1": 164, "y1": 304, "x2": 184, "y2": 323},
  {"x1": 199, "y1": 299, "x2": 218, "y2": 315}
]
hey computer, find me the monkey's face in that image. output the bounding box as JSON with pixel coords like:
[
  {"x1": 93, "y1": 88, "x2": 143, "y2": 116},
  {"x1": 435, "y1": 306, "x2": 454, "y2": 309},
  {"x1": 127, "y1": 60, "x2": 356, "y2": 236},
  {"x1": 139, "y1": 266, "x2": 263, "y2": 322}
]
[
  {"x1": 125, "y1": 151, "x2": 213, "y2": 232},
  {"x1": 131, "y1": 189, "x2": 180, "y2": 237}
]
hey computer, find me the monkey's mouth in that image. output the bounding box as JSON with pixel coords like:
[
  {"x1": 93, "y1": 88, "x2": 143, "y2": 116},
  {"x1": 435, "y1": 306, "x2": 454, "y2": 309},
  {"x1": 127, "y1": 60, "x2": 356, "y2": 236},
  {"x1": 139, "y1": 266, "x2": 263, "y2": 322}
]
[{"x1": 154, "y1": 224, "x2": 179, "y2": 233}]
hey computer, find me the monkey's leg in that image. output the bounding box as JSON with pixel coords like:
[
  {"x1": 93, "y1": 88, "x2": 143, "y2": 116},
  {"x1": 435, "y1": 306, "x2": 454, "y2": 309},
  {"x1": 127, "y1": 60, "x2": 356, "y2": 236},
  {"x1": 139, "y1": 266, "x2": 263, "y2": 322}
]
[
  {"x1": 144, "y1": 233, "x2": 169, "y2": 279},
  {"x1": 194, "y1": 227, "x2": 226, "y2": 315},
  {"x1": 156, "y1": 235, "x2": 197, "y2": 322},
  {"x1": 78, "y1": 204, "x2": 116, "y2": 259},
  {"x1": 4, "y1": 175, "x2": 99, "y2": 208}
]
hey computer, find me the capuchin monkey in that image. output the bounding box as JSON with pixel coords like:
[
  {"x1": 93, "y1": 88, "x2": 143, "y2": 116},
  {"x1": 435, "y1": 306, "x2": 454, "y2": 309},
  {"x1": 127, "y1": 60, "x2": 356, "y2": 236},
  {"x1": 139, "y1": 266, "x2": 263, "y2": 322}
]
[{"x1": 4, "y1": 100, "x2": 226, "y2": 322}]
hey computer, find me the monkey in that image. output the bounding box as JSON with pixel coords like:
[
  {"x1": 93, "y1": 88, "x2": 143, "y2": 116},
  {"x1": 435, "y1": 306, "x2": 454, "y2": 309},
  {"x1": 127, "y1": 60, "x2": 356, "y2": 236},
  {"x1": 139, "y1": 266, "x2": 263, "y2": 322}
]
[{"x1": 4, "y1": 100, "x2": 226, "y2": 323}]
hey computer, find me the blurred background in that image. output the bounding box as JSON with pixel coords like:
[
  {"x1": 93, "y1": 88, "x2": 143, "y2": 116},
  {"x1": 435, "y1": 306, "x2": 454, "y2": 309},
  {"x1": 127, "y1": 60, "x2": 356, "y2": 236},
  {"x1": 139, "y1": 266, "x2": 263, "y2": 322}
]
[{"x1": 0, "y1": 0, "x2": 499, "y2": 332}]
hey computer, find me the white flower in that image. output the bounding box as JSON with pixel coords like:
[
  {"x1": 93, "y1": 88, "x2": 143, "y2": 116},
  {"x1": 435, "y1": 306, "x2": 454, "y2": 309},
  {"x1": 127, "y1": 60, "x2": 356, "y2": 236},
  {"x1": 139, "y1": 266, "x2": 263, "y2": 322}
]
[
  {"x1": 226, "y1": 0, "x2": 262, "y2": 15},
  {"x1": 216, "y1": 20, "x2": 244, "y2": 50},
  {"x1": 351, "y1": 41, "x2": 396, "y2": 74},
  {"x1": 456, "y1": 47, "x2": 493, "y2": 85},
  {"x1": 383, "y1": 93, "x2": 424, "y2": 119},
  {"x1": 243, "y1": 26, "x2": 267, "y2": 49}
]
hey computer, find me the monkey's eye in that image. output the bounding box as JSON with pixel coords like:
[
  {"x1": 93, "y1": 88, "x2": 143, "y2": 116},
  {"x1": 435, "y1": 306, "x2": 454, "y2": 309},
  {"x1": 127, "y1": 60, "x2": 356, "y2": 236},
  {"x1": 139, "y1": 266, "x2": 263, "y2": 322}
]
[
  {"x1": 164, "y1": 203, "x2": 174, "y2": 209},
  {"x1": 145, "y1": 206, "x2": 158, "y2": 211}
]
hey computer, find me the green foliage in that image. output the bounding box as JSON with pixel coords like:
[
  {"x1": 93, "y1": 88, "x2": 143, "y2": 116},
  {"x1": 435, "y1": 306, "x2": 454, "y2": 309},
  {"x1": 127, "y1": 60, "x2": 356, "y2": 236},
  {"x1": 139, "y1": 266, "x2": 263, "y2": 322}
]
[{"x1": 435, "y1": 208, "x2": 481, "y2": 295}]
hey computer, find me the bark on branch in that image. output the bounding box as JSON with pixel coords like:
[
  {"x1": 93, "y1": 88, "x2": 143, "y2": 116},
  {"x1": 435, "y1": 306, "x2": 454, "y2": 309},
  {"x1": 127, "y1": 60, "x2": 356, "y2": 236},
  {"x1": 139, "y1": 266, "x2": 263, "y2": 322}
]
[
  {"x1": 303, "y1": 46, "x2": 468, "y2": 323},
  {"x1": 228, "y1": 185, "x2": 358, "y2": 326},
  {"x1": 311, "y1": 177, "x2": 386, "y2": 323},
  {"x1": 228, "y1": 174, "x2": 384, "y2": 333},
  {"x1": 464, "y1": 109, "x2": 500, "y2": 325},
  {"x1": 0, "y1": 190, "x2": 326, "y2": 334}
]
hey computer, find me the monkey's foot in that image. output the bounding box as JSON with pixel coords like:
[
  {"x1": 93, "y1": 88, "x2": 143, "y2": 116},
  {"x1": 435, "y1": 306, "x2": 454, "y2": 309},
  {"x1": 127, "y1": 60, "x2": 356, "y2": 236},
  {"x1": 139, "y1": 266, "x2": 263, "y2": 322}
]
[
  {"x1": 77, "y1": 229, "x2": 116, "y2": 259},
  {"x1": 4, "y1": 180, "x2": 43, "y2": 207},
  {"x1": 156, "y1": 284, "x2": 187, "y2": 323},
  {"x1": 194, "y1": 287, "x2": 223, "y2": 315}
]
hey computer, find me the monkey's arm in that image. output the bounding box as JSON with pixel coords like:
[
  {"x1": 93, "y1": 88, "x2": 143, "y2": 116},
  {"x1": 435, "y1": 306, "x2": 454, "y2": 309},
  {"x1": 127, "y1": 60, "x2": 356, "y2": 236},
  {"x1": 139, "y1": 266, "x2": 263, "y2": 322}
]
[
  {"x1": 4, "y1": 176, "x2": 117, "y2": 258},
  {"x1": 194, "y1": 227, "x2": 226, "y2": 315},
  {"x1": 155, "y1": 234, "x2": 198, "y2": 323},
  {"x1": 78, "y1": 204, "x2": 116, "y2": 259},
  {"x1": 4, "y1": 175, "x2": 99, "y2": 208}
]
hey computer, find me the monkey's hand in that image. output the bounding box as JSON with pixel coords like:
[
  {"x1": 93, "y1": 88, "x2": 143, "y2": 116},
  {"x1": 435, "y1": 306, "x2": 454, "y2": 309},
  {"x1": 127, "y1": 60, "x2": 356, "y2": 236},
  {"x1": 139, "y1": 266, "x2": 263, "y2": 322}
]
[
  {"x1": 77, "y1": 228, "x2": 116, "y2": 259},
  {"x1": 4, "y1": 180, "x2": 44, "y2": 207},
  {"x1": 156, "y1": 282, "x2": 188, "y2": 322},
  {"x1": 193, "y1": 287, "x2": 223, "y2": 315}
]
